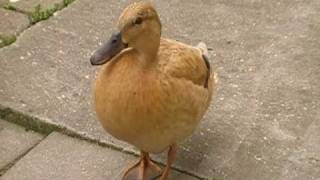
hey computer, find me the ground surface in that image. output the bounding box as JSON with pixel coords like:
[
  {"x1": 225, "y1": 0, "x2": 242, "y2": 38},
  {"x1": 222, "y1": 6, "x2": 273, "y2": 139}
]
[{"x1": 0, "y1": 0, "x2": 319, "y2": 180}]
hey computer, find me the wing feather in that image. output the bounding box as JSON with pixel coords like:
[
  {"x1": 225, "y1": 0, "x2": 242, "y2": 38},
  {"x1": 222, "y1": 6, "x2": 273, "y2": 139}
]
[{"x1": 158, "y1": 39, "x2": 210, "y2": 88}]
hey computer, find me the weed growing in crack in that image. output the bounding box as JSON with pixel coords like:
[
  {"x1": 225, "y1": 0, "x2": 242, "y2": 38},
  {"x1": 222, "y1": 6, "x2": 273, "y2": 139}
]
[
  {"x1": 0, "y1": 35, "x2": 16, "y2": 48},
  {"x1": 28, "y1": 0, "x2": 76, "y2": 24},
  {"x1": 29, "y1": 4, "x2": 59, "y2": 24},
  {"x1": 63, "y1": 0, "x2": 75, "y2": 7},
  {"x1": 3, "y1": 3, "x2": 17, "y2": 11}
]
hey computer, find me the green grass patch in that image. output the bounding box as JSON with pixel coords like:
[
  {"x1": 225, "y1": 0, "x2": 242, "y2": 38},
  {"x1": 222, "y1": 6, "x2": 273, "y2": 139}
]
[
  {"x1": 0, "y1": 35, "x2": 16, "y2": 48},
  {"x1": 1, "y1": 0, "x2": 76, "y2": 47},
  {"x1": 28, "y1": 4, "x2": 61, "y2": 24},
  {"x1": 28, "y1": 0, "x2": 76, "y2": 24},
  {"x1": 3, "y1": 0, "x2": 76, "y2": 25},
  {"x1": 3, "y1": 3, "x2": 17, "y2": 11},
  {"x1": 63, "y1": 0, "x2": 75, "y2": 7}
]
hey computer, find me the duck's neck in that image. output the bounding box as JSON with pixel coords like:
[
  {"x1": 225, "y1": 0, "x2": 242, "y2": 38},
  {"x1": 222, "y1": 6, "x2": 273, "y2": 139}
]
[{"x1": 135, "y1": 36, "x2": 160, "y2": 68}]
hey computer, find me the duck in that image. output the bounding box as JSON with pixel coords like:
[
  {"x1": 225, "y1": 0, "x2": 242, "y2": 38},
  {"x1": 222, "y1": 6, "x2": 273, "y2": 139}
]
[{"x1": 90, "y1": 1, "x2": 217, "y2": 180}]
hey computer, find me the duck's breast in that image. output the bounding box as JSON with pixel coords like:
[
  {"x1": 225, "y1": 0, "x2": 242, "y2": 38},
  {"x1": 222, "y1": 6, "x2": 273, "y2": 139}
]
[{"x1": 94, "y1": 47, "x2": 213, "y2": 153}]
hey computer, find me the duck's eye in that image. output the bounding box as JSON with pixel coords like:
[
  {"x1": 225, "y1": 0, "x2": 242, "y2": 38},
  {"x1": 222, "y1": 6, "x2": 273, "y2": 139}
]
[{"x1": 134, "y1": 17, "x2": 143, "y2": 25}]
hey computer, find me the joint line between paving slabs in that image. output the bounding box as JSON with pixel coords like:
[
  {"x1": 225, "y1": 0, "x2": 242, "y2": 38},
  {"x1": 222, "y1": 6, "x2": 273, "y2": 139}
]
[
  {"x1": 0, "y1": 0, "x2": 77, "y2": 48},
  {"x1": 0, "y1": 106, "x2": 207, "y2": 179},
  {"x1": 0, "y1": 134, "x2": 48, "y2": 176}
]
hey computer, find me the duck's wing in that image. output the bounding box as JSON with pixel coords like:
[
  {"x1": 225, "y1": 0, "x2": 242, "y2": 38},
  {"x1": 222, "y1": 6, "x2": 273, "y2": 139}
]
[
  {"x1": 158, "y1": 38, "x2": 212, "y2": 89},
  {"x1": 157, "y1": 39, "x2": 218, "y2": 112}
]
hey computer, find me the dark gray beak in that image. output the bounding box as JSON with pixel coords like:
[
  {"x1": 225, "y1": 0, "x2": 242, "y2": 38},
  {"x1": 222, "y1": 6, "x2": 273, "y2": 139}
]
[{"x1": 90, "y1": 31, "x2": 127, "y2": 66}]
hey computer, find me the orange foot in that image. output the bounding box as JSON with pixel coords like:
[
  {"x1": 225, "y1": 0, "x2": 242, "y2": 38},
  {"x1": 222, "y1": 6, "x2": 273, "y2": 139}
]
[
  {"x1": 122, "y1": 144, "x2": 177, "y2": 180},
  {"x1": 122, "y1": 151, "x2": 162, "y2": 180}
]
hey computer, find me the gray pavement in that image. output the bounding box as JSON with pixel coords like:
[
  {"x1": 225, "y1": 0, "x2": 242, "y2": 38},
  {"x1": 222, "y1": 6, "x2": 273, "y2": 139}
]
[
  {"x1": 0, "y1": 9, "x2": 29, "y2": 36},
  {"x1": 1, "y1": 132, "x2": 196, "y2": 180},
  {"x1": 0, "y1": 119, "x2": 43, "y2": 175},
  {"x1": 0, "y1": 0, "x2": 8, "y2": 7},
  {"x1": 0, "y1": 0, "x2": 320, "y2": 180}
]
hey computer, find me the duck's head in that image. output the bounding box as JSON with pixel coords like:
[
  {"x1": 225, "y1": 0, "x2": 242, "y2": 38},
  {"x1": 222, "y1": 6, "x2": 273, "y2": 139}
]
[{"x1": 90, "y1": 1, "x2": 161, "y2": 65}]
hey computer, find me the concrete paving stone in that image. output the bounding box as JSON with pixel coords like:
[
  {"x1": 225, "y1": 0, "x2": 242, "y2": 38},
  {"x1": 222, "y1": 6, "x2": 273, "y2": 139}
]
[
  {"x1": 0, "y1": 119, "x2": 43, "y2": 174},
  {"x1": 1, "y1": 132, "x2": 197, "y2": 180},
  {"x1": 0, "y1": 0, "x2": 320, "y2": 179},
  {"x1": 0, "y1": 9, "x2": 29, "y2": 36},
  {"x1": 0, "y1": 0, "x2": 9, "y2": 7},
  {"x1": 8, "y1": 0, "x2": 62, "y2": 12},
  {"x1": 280, "y1": 119, "x2": 320, "y2": 180}
]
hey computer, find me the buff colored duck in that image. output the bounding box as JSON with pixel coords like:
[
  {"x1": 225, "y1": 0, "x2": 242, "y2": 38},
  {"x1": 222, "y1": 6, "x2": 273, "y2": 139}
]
[{"x1": 90, "y1": 2, "x2": 217, "y2": 180}]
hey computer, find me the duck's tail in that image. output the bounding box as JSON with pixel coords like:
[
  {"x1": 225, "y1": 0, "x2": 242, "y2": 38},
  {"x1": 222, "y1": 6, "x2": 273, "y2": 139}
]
[
  {"x1": 197, "y1": 42, "x2": 209, "y2": 59},
  {"x1": 197, "y1": 42, "x2": 219, "y2": 87},
  {"x1": 197, "y1": 42, "x2": 211, "y2": 88}
]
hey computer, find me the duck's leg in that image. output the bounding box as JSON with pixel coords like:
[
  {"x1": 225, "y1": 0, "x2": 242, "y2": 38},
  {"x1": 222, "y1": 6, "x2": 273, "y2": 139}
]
[
  {"x1": 122, "y1": 151, "x2": 162, "y2": 180},
  {"x1": 160, "y1": 144, "x2": 178, "y2": 180}
]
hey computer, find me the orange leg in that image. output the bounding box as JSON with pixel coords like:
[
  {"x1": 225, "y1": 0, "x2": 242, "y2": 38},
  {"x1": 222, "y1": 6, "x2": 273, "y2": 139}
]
[
  {"x1": 160, "y1": 144, "x2": 178, "y2": 180},
  {"x1": 122, "y1": 151, "x2": 162, "y2": 180}
]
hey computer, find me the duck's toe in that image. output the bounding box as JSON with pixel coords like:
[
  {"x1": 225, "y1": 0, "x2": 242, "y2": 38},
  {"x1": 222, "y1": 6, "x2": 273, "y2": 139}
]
[{"x1": 122, "y1": 152, "x2": 162, "y2": 180}]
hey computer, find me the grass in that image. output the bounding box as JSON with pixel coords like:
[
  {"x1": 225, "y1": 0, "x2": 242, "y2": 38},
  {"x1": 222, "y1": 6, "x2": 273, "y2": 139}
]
[
  {"x1": 28, "y1": 0, "x2": 75, "y2": 24},
  {"x1": 0, "y1": 0, "x2": 76, "y2": 48},
  {"x1": 0, "y1": 35, "x2": 16, "y2": 48},
  {"x1": 28, "y1": 4, "x2": 60, "y2": 24},
  {"x1": 3, "y1": 0, "x2": 76, "y2": 25},
  {"x1": 3, "y1": 3, "x2": 17, "y2": 11},
  {"x1": 62, "y1": 0, "x2": 75, "y2": 7}
]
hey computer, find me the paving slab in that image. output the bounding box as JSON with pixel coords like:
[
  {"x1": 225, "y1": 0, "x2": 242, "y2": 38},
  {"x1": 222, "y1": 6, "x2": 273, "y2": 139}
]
[
  {"x1": 0, "y1": 119, "x2": 43, "y2": 174},
  {"x1": 8, "y1": 0, "x2": 62, "y2": 12},
  {"x1": 0, "y1": 0, "x2": 8, "y2": 7},
  {"x1": 0, "y1": 9, "x2": 29, "y2": 36},
  {"x1": 1, "y1": 132, "x2": 197, "y2": 180},
  {"x1": 280, "y1": 119, "x2": 320, "y2": 180},
  {"x1": 0, "y1": 0, "x2": 320, "y2": 179}
]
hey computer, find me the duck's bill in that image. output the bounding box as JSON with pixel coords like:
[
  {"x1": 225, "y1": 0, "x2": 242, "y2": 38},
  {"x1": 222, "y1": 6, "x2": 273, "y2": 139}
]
[{"x1": 90, "y1": 31, "x2": 127, "y2": 66}]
